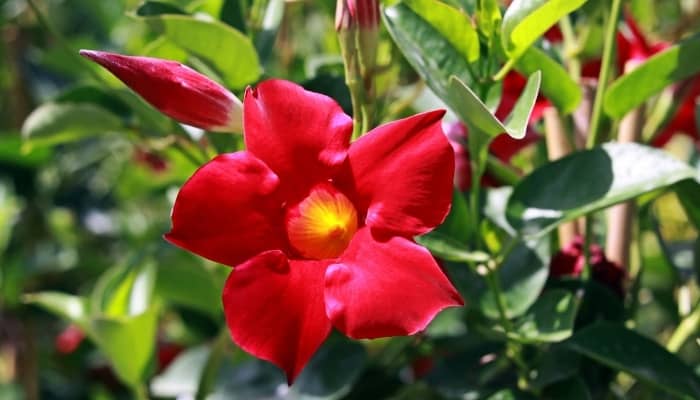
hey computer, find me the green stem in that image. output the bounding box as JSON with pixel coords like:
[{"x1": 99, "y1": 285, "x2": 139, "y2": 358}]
[
  {"x1": 467, "y1": 131, "x2": 489, "y2": 249},
  {"x1": 667, "y1": 300, "x2": 700, "y2": 353},
  {"x1": 493, "y1": 58, "x2": 516, "y2": 81},
  {"x1": 486, "y1": 155, "x2": 520, "y2": 186},
  {"x1": 586, "y1": 0, "x2": 623, "y2": 148},
  {"x1": 195, "y1": 330, "x2": 230, "y2": 400},
  {"x1": 131, "y1": 384, "x2": 149, "y2": 400}
]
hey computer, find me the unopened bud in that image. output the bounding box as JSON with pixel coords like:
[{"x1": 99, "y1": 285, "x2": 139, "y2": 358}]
[
  {"x1": 80, "y1": 50, "x2": 243, "y2": 133},
  {"x1": 335, "y1": 0, "x2": 380, "y2": 31}
]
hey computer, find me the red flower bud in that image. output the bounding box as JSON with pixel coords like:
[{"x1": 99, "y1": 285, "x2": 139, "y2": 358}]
[
  {"x1": 55, "y1": 324, "x2": 85, "y2": 354},
  {"x1": 80, "y1": 50, "x2": 242, "y2": 133},
  {"x1": 335, "y1": 0, "x2": 380, "y2": 31},
  {"x1": 549, "y1": 235, "x2": 585, "y2": 278}
]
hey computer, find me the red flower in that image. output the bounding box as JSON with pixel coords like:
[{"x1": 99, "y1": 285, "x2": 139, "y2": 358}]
[
  {"x1": 80, "y1": 50, "x2": 243, "y2": 133},
  {"x1": 445, "y1": 122, "x2": 540, "y2": 191},
  {"x1": 548, "y1": 236, "x2": 585, "y2": 278},
  {"x1": 497, "y1": 71, "x2": 550, "y2": 123},
  {"x1": 55, "y1": 324, "x2": 86, "y2": 354},
  {"x1": 652, "y1": 76, "x2": 700, "y2": 147},
  {"x1": 549, "y1": 237, "x2": 626, "y2": 297},
  {"x1": 165, "y1": 79, "x2": 463, "y2": 383}
]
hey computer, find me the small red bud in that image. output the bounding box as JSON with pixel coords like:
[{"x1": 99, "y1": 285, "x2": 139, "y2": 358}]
[{"x1": 80, "y1": 50, "x2": 243, "y2": 133}]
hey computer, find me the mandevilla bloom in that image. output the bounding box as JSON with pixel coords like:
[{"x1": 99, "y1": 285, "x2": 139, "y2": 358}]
[
  {"x1": 165, "y1": 79, "x2": 463, "y2": 383},
  {"x1": 79, "y1": 50, "x2": 243, "y2": 133},
  {"x1": 652, "y1": 77, "x2": 700, "y2": 147},
  {"x1": 549, "y1": 236, "x2": 626, "y2": 297}
]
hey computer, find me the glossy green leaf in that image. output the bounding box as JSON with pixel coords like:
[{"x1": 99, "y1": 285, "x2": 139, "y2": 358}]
[
  {"x1": 135, "y1": 1, "x2": 186, "y2": 16},
  {"x1": 515, "y1": 46, "x2": 581, "y2": 114},
  {"x1": 448, "y1": 71, "x2": 541, "y2": 139},
  {"x1": 0, "y1": 183, "x2": 21, "y2": 255},
  {"x1": 450, "y1": 239, "x2": 549, "y2": 319},
  {"x1": 92, "y1": 306, "x2": 160, "y2": 387},
  {"x1": 675, "y1": 177, "x2": 700, "y2": 230},
  {"x1": 501, "y1": 0, "x2": 588, "y2": 59},
  {"x1": 566, "y1": 322, "x2": 700, "y2": 399},
  {"x1": 21, "y1": 102, "x2": 123, "y2": 148},
  {"x1": 511, "y1": 289, "x2": 577, "y2": 343},
  {"x1": 140, "y1": 14, "x2": 260, "y2": 89},
  {"x1": 23, "y1": 292, "x2": 89, "y2": 330},
  {"x1": 507, "y1": 143, "x2": 698, "y2": 237},
  {"x1": 382, "y1": 3, "x2": 476, "y2": 108},
  {"x1": 604, "y1": 33, "x2": 700, "y2": 118},
  {"x1": 403, "y1": 0, "x2": 480, "y2": 63},
  {"x1": 542, "y1": 377, "x2": 591, "y2": 400}
]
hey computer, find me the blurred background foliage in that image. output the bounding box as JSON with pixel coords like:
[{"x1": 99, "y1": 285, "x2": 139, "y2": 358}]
[{"x1": 0, "y1": 0, "x2": 700, "y2": 399}]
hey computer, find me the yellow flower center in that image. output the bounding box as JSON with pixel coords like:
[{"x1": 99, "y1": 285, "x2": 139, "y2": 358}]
[{"x1": 285, "y1": 184, "x2": 358, "y2": 259}]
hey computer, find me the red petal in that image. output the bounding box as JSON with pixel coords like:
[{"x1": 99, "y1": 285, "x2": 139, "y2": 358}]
[
  {"x1": 165, "y1": 151, "x2": 287, "y2": 267},
  {"x1": 244, "y1": 79, "x2": 353, "y2": 200},
  {"x1": 338, "y1": 110, "x2": 453, "y2": 236},
  {"x1": 223, "y1": 251, "x2": 332, "y2": 383},
  {"x1": 79, "y1": 50, "x2": 242, "y2": 132},
  {"x1": 325, "y1": 228, "x2": 463, "y2": 339}
]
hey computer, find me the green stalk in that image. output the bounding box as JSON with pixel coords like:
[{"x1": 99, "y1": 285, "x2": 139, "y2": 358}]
[
  {"x1": 667, "y1": 300, "x2": 700, "y2": 353},
  {"x1": 467, "y1": 129, "x2": 489, "y2": 249},
  {"x1": 586, "y1": 0, "x2": 623, "y2": 148}
]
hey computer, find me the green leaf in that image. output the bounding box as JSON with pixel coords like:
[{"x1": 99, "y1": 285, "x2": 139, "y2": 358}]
[
  {"x1": 515, "y1": 46, "x2": 581, "y2": 114},
  {"x1": 140, "y1": 14, "x2": 261, "y2": 89},
  {"x1": 23, "y1": 292, "x2": 89, "y2": 330},
  {"x1": 542, "y1": 377, "x2": 591, "y2": 400},
  {"x1": 151, "y1": 346, "x2": 209, "y2": 397},
  {"x1": 604, "y1": 33, "x2": 700, "y2": 118},
  {"x1": 511, "y1": 289, "x2": 577, "y2": 343},
  {"x1": 155, "y1": 260, "x2": 222, "y2": 317},
  {"x1": 501, "y1": 0, "x2": 588, "y2": 59},
  {"x1": 135, "y1": 1, "x2": 186, "y2": 16},
  {"x1": 291, "y1": 336, "x2": 368, "y2": 400},
  {"x1": 450, "y1": 239, "x2": 549, "y2": 319},
  {"x1": 674, "y1": 177, "x2": 700, "y2": 230},
  {"x1": 92, "y1": 306, "x2": 160, "y2": 387},
  {"x1": 566, "y1": 322, "x2": 700, "y2": 399},
  {"x1": 448, "y1": 71, "x2": 541, "y2": 139},
  {"x1": 507, "y1": 143, "x2": 698, "y2": 237},
  {"x1": 21, "y1": 102, "x2": 123, "y2": 148},
  {"x1": 382, "y1": 2, "x2": 476, "y2": 108},
  {"x1": 403, "y1": 0, "x2": 480, "y2": 63}
]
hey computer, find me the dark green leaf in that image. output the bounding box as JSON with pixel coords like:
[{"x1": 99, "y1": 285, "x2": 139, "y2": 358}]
[
  {"x1": 135, "y1": 1, "x2": 186, "y2": 16},
  {"x1": 566, "y1": 322, "x2": 700, "y2": 399},
  {"x1": 675, "y1": 180, "x2": 700, "y2": 229},
  {"x1": 155, "y1": 261, "x2": 222, "y2": 317},
  {"x1": 507, "y1": 143, "x2": 698, "y2": 237},
  {"x1": 291, "y1": 336, "x2": 368, "y2": 400},
  {"x1": 501, "y1": 0, "x2": 588, "y2": 59},
  {"x1": 254, "y1": 0, "x2": 284, "y2": 65},
  {"x1": 220, "y1": 0, "x2": 247, "y2": 33},
  {"x1": 511, "y1": 289, "x2": 578, "y2": 343},
  {"x1": 604, "y1": 33, "x2": 700, "y2": 118},
  {"x1": 542, "y1": 377, "x2": 591, "y2": 400},
  {"x1": 450, "y1": 239, "x2": 549, "y2": 319}
]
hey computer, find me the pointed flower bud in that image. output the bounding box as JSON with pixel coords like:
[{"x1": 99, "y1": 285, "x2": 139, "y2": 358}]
[
  {"x1": 335, "y1": 0, "x2": 380, "y2": 31},
  {"x1": 79, "y1": 50, "x2": 243, "y2": 133}
]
